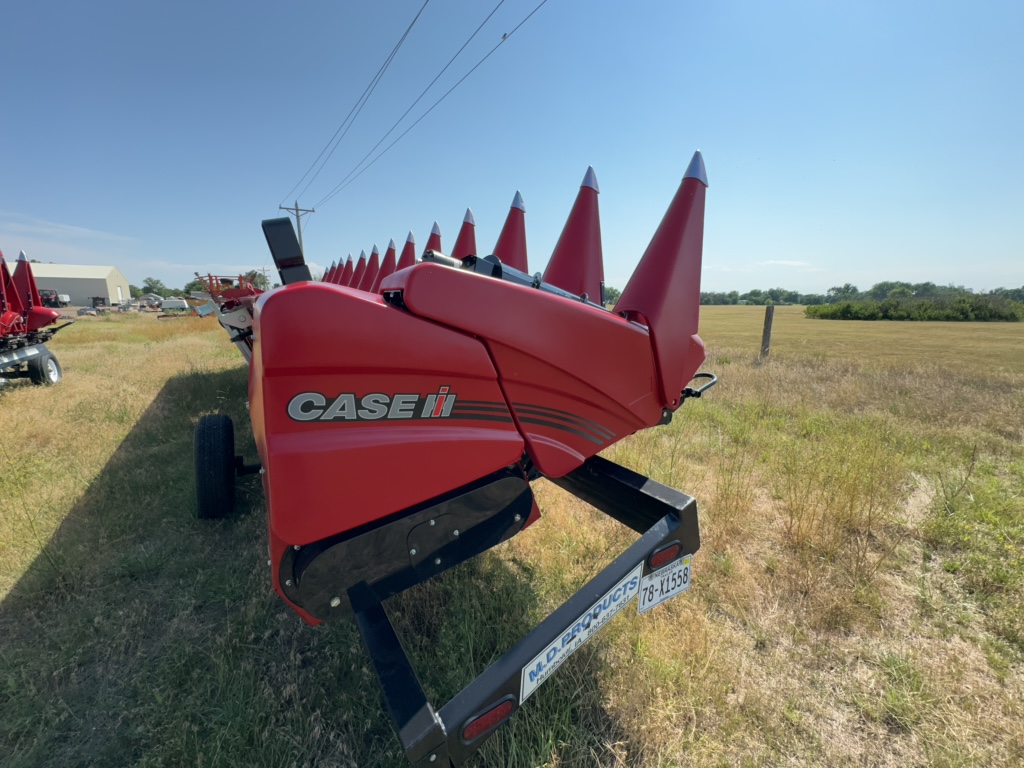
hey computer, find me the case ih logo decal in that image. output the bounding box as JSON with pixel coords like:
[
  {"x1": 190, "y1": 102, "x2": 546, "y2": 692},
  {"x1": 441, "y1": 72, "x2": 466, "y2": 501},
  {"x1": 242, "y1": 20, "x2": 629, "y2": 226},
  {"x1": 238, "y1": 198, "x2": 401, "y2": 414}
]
[{"x1": 288, "y1": 387, "x2": 458, "y2": 422}]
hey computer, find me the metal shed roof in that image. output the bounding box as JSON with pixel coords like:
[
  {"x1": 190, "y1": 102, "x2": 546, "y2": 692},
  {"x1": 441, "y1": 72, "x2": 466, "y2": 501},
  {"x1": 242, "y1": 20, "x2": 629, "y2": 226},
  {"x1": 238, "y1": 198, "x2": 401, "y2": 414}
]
[{"x1": 27, "y1": 264, "x2": 120, "y2": 279}]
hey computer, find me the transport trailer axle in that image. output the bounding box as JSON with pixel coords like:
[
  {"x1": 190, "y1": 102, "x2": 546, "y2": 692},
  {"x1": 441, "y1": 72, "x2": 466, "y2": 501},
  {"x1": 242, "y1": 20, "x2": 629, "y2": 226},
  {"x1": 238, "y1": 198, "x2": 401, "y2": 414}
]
[
  {"x1": 353, "y1": 455, "x2": 699, "y2": 768},
  {"x1": 0, "y1": 342, "x2": 64, "y2": 385}
]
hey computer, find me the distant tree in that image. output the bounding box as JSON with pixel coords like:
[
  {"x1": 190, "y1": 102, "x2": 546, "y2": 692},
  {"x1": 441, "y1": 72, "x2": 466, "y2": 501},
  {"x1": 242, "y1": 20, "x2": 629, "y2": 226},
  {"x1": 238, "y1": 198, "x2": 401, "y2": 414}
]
[
  {"x1": 699, "y1": 288, "x2": 830, "y2": 306},
  {"x1": 911, "y1": 281, "x2": 939, "y2": 298},
  {"x1": 887, "y1": 286, "x2": 913, "y2": 299},
  {"x1": 826, "y1": 283, "x2": 860, "y2": 303},
  {"x1": 141, "y1": 277, "x2": 168, "y2": 296},
  {"x1": 244, "y1": 270, "x2": 270, "y2": 291},
  {"x1": 701, "y1": 291, "x2": 732, "y2": 305},
  {"x1": 183, "y1": 277, "x2": 207, "y2": 294},
  {"x1": 767, "y1": 287, "x2": 803, "y2": 304},
  {"x1": 740, "y1": 289, "x2": 769, "y2": 305},
  {"x1": 603, "y1": 285, "x2": 621, "y2": 305},
  {"x1": 129, "y1": 284, "x2": 143, "y2": 299},
  {"x1": 991, "y1": 285, "x2": 1024, "y2": 302},
  {"x1": 865, "y1": 281, "x2": 913, "y2": 301},
  {"x1": 806, "y1": 294, "x2": 1022, "y2": 322}
]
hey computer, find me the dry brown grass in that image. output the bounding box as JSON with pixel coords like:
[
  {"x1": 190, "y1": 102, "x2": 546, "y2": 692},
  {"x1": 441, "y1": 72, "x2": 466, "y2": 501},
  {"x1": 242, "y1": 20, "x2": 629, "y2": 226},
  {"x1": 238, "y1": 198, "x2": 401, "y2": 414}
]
[
  {"x1": 0, "y1": 313, "x2": 237, "y2": 597},
  {"x1": 702, "y1": 304, "x2": 1024, "y2": 374},
  {"x1": 499, "y1": 307, "x2": 1024, "y2": 766},
  {"x1": 2, "y1": 307, "x2": 1022, "y2": 767}
]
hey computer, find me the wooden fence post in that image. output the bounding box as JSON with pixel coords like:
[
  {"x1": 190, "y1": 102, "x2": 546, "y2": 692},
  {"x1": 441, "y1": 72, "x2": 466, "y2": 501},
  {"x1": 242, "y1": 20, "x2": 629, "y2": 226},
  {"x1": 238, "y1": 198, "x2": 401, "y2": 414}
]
[{"x1": 759, "y1": 305, "x2": 774, "y2": 360}]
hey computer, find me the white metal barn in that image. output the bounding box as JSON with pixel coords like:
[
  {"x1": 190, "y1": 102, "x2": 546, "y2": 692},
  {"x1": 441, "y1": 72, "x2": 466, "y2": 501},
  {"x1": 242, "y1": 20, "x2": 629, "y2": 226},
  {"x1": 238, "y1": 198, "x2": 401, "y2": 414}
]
[{"x1": 28, "y1": 264, "x2": 131, "y2": 306}]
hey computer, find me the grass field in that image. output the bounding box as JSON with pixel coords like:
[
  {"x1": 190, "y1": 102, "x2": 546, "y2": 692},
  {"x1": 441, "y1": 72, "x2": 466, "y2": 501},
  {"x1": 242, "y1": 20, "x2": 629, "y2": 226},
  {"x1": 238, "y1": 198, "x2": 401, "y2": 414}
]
[{"x1": 1, "y1": 307, "x2": 1022, "y2": 767}]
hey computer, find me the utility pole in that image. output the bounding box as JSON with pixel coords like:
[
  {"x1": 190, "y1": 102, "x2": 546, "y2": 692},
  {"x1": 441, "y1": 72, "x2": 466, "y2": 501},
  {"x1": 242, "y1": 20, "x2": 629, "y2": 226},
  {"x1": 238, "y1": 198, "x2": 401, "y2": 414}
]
[{"x1": 279, "y1": 200, "x2": 315, "y2": 253}]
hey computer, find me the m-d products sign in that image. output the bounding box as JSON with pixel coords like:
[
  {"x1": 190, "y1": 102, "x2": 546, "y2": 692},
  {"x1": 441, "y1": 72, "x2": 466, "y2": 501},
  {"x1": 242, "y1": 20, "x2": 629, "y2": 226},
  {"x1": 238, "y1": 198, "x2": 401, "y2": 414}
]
[{"x1": 520, "y1": 563, "x2": 643, "y2": 703}]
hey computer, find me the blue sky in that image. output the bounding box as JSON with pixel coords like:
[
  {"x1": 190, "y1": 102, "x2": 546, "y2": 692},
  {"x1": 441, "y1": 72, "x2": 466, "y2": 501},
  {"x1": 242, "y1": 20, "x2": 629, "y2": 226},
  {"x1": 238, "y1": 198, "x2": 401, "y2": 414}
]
[{"x1": 2, "y1": 1, "x2": 1021, "y2": 294}]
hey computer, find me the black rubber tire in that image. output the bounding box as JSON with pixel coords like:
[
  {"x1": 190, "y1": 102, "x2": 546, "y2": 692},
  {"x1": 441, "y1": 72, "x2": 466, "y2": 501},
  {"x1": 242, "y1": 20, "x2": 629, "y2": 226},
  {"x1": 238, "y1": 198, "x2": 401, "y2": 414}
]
[
  {"x1": 194, "y1": 414, "x2": 236, "y2": 519},
  {"x1": 27, "y1": 352, "x2": 62, "y2": 385}
]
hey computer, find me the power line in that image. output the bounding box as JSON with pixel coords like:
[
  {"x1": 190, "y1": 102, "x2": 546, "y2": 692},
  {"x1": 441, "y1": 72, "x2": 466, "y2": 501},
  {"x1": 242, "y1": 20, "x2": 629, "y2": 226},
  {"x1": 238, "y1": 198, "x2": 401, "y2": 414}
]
[
  {"x1": 315, "y1": 0, "x2": 550, "y2": 208},
  {"x1": 315, "y1": 0, "x2": 506, "y2": 203},
  {"x1": 294, "y1": 3, "x2": 427, "y2": 202},
  {"x1": 279, "y1": 0, "x2": 431, "y2": 206}
]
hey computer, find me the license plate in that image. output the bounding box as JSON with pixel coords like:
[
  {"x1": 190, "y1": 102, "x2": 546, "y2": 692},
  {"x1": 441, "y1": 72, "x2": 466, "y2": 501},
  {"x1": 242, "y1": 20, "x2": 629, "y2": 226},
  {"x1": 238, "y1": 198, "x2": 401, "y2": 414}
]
[{"x1": 637, "y1": 555, "x2": 692, "y2": 614}]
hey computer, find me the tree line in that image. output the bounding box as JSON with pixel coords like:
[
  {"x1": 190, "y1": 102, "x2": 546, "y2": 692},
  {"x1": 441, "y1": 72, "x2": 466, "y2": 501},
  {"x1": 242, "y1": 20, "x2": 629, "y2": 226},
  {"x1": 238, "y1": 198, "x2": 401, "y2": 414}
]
[
  {"x1": 699, "y1": 288, "x2": 827, "y2": 305},
  {"x1": 804, "y1": 282, "x2": 1023, "y2": 321},
  {"x1": 128, "y1": 275, "x2": 1022, "y2": 322},
  {"x1": 698, "y1": 281, "x2": 1024, "y2": 315}
]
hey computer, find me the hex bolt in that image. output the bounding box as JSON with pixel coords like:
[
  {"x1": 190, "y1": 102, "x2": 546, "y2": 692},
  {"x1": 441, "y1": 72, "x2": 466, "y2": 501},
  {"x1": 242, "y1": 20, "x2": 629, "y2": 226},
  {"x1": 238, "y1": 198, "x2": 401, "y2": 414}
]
[
  {"x1": 430, "y1": 756, "x2": 436, "y2": 763},
  {"x1": 293, "y1": 545, "x2": 301, "y2": 550},
  {"x1": 330, "y1": 596, "x2": 341, "y2": 608},
  {"x1": 285, "y1": 579, "x2": 293, "y2": 587},
  {"x1": 259, "y1": 468, "x2": 266, "y2": 475},
  {"x1": 267, "y1": 559, "x2": 272, "y2": 567},
  {"x1": 429, "y1": 519, "x2": 436, "y2": 526},
  {"x1": 514, "y1": 514, "x2": 522, "y2": 522},
  {"x1": 410, "y1": 548, "x2": 417, "y2": 556},
  {"x1": 434, "y1": 558, "x2": 441, "y2": 566},
  {"x1": 453, "y1": 529, "x2": 460, "y2": 537}
]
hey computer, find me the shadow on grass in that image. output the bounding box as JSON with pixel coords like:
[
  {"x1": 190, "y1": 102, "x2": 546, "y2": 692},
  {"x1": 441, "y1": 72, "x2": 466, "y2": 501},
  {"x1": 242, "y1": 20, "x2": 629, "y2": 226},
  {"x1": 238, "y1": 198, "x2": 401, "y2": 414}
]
[{"x1": 0, "y1": 367, "x2": 633, "y2": 768}]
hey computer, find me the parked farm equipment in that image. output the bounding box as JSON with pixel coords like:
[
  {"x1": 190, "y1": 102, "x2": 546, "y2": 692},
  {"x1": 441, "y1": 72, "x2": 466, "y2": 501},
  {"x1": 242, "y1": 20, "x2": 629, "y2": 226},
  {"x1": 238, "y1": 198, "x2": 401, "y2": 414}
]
[
  {"x1": 39, "y1": 288, "x2": 71, "y2": 308},
  {"x1": 189, "y1": 273, "x2": 263, "y2": 361},
  {"x1": 194, "y1": 152, "x2": 715, "y2": 766},
  {"x1": 0, "y1": 250, "x2": 70, "y2": 385}
]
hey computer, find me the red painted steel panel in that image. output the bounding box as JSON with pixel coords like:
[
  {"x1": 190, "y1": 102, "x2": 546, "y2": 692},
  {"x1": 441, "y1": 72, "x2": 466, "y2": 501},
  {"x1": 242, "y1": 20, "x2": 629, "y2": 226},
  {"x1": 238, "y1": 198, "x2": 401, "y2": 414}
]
[
  {"x1": 338, "y1": 258, "x2": 354, "y2": 286},
  {"x1": 383, "y1": 263, "x2": 662, "y2": 476},
  {"x1": 543, "y1": 174, "x2": 604, "y2": 303},
  {"x1": 349, "y1": 255, "x2": 367, "y2": 288},
  {"x1": 493, "y1": 201, "x2": 528, "y2": 273},
  {"x1": 396, "y1": 234, "x2": 416, "y2": 272},
  {"x1": 451, "y1": 211, "x2": 477, "y2": 260},
  {"x1": 370, "y1": 242, "x2": 397, "y2": 293},
  {"x1": 615, "y1": 175, "x2": 707, "y2": 408},
  {"x1": 357, "y1": 249, "x2": 380, "y2": 292},
  {"x1": 250, "y1": 282, "x2": 525, "y2": 546}
]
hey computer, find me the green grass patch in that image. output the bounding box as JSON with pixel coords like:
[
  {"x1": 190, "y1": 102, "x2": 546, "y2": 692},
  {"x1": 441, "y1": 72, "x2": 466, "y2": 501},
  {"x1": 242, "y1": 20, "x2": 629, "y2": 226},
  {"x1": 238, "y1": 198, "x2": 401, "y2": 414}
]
[
  {"x1": 924, "y1": 458, "x2": 1024, "y2": 654},
  {"x1": 855, "y1": 653, "x2": 934, "y2": 732}
]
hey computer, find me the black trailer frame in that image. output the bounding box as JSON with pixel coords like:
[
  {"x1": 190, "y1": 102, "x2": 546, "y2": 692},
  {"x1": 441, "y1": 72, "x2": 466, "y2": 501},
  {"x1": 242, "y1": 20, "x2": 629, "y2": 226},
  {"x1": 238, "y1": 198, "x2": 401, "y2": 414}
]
[{"x1": 354, "y1": 455, "x2": 700, "y2": 767}]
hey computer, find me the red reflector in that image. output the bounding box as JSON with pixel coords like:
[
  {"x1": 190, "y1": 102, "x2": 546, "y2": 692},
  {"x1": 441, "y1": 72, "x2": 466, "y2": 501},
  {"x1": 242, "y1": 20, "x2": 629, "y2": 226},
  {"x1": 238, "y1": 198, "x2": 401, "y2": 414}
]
[
  {"x1": 649, "y1": 543, "x2": 682, "y2": 570},
  {"x1": 462, "y1": 698, "x2": 516, "y2": 743}
]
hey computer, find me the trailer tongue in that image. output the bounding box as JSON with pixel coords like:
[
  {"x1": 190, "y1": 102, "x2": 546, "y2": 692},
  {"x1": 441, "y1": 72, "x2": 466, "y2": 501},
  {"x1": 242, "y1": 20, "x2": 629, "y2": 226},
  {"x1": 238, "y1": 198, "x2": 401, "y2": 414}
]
[{"x1": 196, "y1": 152, "x2": 714, "y2": 766}]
